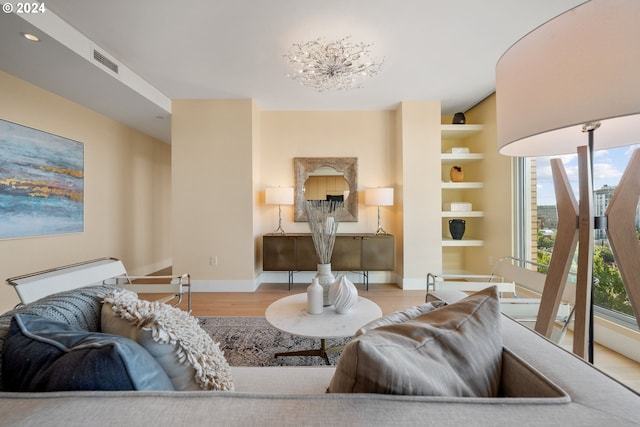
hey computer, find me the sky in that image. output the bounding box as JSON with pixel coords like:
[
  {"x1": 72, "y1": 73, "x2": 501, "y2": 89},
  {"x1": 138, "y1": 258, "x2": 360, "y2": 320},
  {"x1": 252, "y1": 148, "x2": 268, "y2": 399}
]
[{"x1": 535, "y1": 144, "x2": 640, "y2": 206}]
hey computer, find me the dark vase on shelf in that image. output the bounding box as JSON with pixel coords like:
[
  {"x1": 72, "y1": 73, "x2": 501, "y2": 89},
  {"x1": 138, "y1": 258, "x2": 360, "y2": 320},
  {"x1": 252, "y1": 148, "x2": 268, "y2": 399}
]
[
  {"x1": 452, "y1": 112, "x2": 466, "y2": 124},
  {"x1": 449, "y1": 219, "x2": 466, "y2": 240}
]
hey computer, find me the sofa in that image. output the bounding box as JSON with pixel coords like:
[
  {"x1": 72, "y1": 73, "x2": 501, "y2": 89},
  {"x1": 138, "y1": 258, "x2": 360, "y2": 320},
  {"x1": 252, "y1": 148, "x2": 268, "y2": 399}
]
[{"x1": 1, "y1": 284, "x2": 640, "y2": 426}]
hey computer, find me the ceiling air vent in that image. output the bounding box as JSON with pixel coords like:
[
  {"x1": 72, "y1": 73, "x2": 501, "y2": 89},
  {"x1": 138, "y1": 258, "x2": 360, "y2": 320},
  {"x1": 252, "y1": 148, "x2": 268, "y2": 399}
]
[{"x1": 93, "y1": 49, "x2": 119, "y2": 74}]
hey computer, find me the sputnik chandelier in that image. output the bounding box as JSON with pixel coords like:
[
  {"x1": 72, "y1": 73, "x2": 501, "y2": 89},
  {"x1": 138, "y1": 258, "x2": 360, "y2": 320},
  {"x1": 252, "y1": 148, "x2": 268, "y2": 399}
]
[{"x1": 283, "y1": 37, "x2": 383, "y2": 91}]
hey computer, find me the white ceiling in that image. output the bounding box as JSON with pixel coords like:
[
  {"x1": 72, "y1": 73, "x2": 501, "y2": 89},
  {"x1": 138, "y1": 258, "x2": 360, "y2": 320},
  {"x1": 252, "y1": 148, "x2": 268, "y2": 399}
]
[{"x1": 0, "y1": 0, "x2": 587, "y2": 143}]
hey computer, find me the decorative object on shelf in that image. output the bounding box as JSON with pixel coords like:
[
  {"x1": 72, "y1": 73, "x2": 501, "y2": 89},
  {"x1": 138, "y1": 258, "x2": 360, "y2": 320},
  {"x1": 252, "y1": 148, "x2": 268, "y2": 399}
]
[
  {"x1": 449, "y1": 166, "x2": 464, "y2": 182},
  {"x1": 283, "y1": 37, "x2": 383, "y2": 92},
  {"x1": 449, "y1": 219, "x2": 466, "y2": 240},
  {"x1": 450, "y1": 202, "x2": 472, "y2": 212},
  {"x1": 364, "y1": 187, "x2": 394, "y2": 234},
  {"x1": 307, "y1": 278, "x2": 323, "y2": 315},
  {"x1": 306, "y1": 200, "x2": 343, "y2": 305},
  {"x1": 496, "y1": 0, "x2": 640, "y2": 359},
  {"x1": 452, "y1": 112, "x2": 466, "y2": 124},
  {"x1": 329, "y1": 275, "x2": 358, "y2": 314},
  {"x1": 265, "y1": 187, "x2": 294, "y2": 234},
  {"x1": 451, "y1": 147, "x2": 470, "y2": 154}
]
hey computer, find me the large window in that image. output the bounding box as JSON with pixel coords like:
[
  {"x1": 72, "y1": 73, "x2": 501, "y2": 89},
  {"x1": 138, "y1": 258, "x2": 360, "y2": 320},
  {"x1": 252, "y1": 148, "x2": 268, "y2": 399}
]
[{"x1": 519, "y1": 145, "x2": 640, "y2": 328}]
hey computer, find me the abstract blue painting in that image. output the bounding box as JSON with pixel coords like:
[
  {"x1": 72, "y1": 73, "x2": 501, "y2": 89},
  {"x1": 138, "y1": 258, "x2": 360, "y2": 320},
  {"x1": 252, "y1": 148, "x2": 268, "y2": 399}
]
[{"x1": 0, "y1": 119, "x2": 84, "y2": 239}]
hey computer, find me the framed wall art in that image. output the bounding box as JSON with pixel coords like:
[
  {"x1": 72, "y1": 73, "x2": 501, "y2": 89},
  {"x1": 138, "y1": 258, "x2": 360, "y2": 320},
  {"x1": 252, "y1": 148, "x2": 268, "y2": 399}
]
[{"x1": 0, "y1": 119, "x2": 84, "y2": 239}]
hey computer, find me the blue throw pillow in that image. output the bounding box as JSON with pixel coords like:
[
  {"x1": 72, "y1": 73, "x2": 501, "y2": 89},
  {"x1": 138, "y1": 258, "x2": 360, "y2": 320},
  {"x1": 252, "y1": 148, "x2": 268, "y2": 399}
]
[{"x1": 2, "y1": 314, "x2": 174, "y2": 392}]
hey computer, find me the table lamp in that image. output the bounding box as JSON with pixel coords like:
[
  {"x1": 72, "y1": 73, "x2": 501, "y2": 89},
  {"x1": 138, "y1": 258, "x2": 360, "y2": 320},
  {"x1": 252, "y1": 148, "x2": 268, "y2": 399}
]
[
  {"x1": 265, "y1": 187, "x2": 294, "y2": 235},
  {"x1": 496, "y1": 0, "x2": 640, "y2": 360},
  {"x1": 365, "y1": 188, "x2": 394, "y2": 235}
]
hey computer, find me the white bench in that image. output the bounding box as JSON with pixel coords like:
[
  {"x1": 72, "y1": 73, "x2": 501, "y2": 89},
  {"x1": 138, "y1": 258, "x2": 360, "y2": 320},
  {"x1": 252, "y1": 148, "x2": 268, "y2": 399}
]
[
  {"x1": 428, "y1": 257, "x2": 575, "y2": 342},
  {"x1": 6, "y1": 257, "x2": 191, "y2": 311}
]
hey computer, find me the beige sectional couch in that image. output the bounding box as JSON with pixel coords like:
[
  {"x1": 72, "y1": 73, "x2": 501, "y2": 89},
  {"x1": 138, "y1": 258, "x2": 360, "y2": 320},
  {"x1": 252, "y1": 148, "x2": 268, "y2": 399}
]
[{"x1": 1, "y1": 285, "x2": 640, "y2": 426}]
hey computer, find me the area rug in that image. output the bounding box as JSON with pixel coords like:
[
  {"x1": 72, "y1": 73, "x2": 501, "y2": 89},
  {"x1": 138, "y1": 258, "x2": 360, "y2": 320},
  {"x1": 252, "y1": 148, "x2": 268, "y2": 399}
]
[{"x1": 198, "y1": 316, "x2": 352, "y2": 366}]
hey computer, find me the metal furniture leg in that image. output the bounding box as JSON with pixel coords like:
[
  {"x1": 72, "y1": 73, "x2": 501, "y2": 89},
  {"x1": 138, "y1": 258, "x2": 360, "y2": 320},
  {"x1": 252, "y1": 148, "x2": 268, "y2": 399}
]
[{"x1": 274, "y1": 338, "x2": 335, "y2": 365}]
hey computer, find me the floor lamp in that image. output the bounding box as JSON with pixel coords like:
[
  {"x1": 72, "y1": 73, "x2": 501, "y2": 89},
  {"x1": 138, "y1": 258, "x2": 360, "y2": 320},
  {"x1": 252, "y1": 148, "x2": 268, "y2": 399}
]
[
  {"x1": 496, "y1": 0, "x2": 640, "y2": 361},
  {"x1": 265, "y1": 187, "x2": 294, "y2": 235}
]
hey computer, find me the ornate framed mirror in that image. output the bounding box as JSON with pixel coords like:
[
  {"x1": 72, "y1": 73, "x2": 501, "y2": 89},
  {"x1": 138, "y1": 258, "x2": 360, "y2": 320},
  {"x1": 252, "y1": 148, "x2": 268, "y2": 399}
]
[{"x1": 294, "y1": 157, "x2": 358, "y2": 222}]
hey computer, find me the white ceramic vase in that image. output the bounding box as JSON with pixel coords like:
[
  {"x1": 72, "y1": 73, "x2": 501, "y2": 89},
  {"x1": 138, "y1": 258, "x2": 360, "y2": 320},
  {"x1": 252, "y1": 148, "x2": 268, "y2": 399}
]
[
  {"x1": 307, "y1": 278, "x2": 323, "y2": 314},
  {"x1": 314, "y1": 263, "x2": 336, "y2": 306},
  {"x1": 329, "y1": 275, "x2": 358, "y2": 314}
]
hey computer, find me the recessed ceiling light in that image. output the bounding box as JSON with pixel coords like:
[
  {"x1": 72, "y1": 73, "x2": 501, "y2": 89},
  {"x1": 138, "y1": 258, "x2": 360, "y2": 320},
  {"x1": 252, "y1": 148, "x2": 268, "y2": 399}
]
[{"x1": 21, "y1": 33, "x2": 40, "y2": 42}]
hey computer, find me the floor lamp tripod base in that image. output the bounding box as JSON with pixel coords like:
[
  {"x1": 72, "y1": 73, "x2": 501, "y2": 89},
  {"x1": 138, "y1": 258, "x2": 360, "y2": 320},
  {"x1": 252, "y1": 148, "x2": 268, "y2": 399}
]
[
  {"x1": 536, "y1": 144, "x2": 592, "y2": 359},
  {"x1": 538, "y1": 142, "x2": 640, "y2": 362},
  {"x1": 606, "y1": 149, "x2": 640, "y2": 331},
  {"x1": 536, "y1": 156, "x2": 580, "y2": 349}
]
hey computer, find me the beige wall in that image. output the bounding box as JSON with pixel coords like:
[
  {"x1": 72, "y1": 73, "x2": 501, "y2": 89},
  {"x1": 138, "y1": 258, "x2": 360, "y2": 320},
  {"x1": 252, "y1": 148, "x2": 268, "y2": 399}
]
[
  {"x1": 395, "y1": 102, "x2": 442, "y2": 288},
  {"x1": 172, "y1": 109, "x2": 401, "y2": 289},
  {"x1": 258, "y1": 110, "x2": 399, "y2": 285},
  {"x1": 257, "y1": 106, "x2": 441, "y2": 289},
  {"x1": 464, "y1": 94, "x2": 513, "y2": 274},
  {"x1": 0, "y1": 71, "x2": 172, "y2": 313},
  {"x1": 259, "y1": 111, "x2": 397, "y2": 236},
  {"x1": 171, "y1": 99, "x2": 258, "y2": 291},
  {"x1": 252, "y1": 101, "x2": 262, "y2": 276}
]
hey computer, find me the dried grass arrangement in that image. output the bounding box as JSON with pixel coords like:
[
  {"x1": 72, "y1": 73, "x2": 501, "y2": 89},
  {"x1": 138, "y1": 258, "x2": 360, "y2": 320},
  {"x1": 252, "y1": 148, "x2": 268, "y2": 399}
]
[{"x1": 305, "y1": 200, "x2": 343, "y2": 264}]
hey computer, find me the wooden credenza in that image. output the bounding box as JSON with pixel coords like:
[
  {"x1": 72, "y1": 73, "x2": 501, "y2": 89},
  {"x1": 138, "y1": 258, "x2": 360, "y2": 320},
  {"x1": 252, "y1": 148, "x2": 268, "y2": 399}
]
[{"x1": 263, "y1": 233, "x2": 394, "y2": 289}]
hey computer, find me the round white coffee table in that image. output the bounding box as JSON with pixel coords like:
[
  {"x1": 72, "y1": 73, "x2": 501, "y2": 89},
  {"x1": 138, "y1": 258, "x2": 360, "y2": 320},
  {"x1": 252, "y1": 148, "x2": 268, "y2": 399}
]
[{"x1": 265, "y1": 292, "x2": 382, "y2": 364}]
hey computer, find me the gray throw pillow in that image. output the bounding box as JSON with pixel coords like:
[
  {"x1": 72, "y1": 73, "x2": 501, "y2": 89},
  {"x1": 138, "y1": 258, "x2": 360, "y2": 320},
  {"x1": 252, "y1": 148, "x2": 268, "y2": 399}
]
[
  {"x1": 355, "y1": 301, "x2": 447, "y2": 336},
  {"x1": 327, "y1": 286, "x2": 503, "y2": 397}
]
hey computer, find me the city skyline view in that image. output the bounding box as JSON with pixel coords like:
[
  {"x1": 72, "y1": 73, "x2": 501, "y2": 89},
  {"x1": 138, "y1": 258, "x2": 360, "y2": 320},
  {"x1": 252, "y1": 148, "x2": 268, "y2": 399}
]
[{"x1": 536, "y1": 144, "x2": 640, "y2": 206}]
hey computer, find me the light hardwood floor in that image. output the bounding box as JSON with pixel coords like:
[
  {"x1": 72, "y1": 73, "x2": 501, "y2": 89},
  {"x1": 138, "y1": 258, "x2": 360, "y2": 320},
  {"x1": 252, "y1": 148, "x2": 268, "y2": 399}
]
[
  {"x1": 141, "y1": 276, "x2": 640, "y2": 394},
  {"x1": 185, "y1": 283, "x2": 426, "y2": 317}
]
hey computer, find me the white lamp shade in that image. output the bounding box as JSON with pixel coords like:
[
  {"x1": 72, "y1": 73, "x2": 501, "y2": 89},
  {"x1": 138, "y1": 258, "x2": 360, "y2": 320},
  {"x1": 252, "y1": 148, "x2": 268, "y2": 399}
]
[
  {"x1": 265, "y1": 187, "x2": 294, "y2": 205},
  {"x1": 496, "y1": 0, "x2": 640, "y2": 157},
  {"x1": 365, "y1": 188, "x2": 394, "y2": 206}
]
